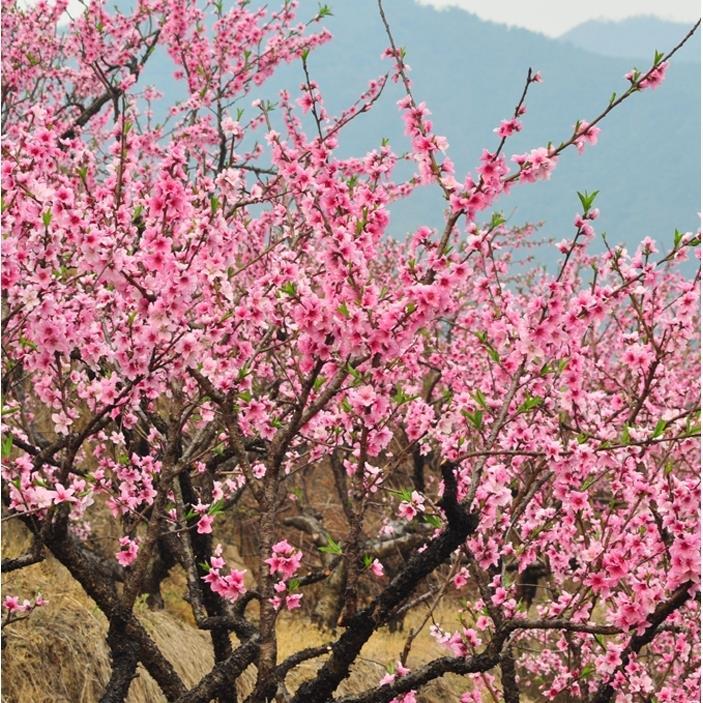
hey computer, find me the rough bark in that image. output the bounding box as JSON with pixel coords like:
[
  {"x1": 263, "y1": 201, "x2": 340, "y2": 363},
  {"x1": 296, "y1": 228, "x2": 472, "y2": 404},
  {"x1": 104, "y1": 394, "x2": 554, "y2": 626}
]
[
  {"x1": 290, "y1": 464, "x2": 478, "y2": 703},
  {"x1": 45, "y1": 524, "x2": 187, "y2": 701},
  {"x1": 99, "y1": 617, "x2": 140, "y2": 703}
]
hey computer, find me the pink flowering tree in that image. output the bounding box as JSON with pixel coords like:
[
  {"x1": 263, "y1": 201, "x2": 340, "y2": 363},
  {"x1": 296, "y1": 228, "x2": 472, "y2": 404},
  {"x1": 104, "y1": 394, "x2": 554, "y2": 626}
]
[{"x1": 1, "y1": 0, "x2": 700, "y2": 702}]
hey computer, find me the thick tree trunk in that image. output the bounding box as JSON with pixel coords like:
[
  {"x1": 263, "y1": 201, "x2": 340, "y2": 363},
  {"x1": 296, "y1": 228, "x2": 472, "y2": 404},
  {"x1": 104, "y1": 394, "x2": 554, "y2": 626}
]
[{"x1": 99, "y1": 617, "x2": 140, "y2": 703}]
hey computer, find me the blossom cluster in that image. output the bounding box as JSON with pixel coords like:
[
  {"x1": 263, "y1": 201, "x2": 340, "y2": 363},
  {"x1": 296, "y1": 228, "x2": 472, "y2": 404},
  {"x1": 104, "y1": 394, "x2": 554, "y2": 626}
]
[{"x1": 0, "y1": 0, "x2": 698, "y2": 700}]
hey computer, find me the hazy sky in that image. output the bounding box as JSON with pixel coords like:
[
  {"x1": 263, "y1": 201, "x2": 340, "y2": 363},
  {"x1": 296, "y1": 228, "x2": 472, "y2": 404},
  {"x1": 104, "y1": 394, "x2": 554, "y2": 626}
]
[
  {"x1": 418, "y1": 0, "x2": 701, "y2": 37},
  {"x1": 45, "y1": 0, "x2": 703, "y2": 35}
]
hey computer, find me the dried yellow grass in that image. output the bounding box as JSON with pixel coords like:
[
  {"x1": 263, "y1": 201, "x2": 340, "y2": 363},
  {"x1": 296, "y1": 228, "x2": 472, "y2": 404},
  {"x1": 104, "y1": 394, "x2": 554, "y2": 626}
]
[
  {"x1": 1, "y1": 543, "x2": 220, "y2": 702},
  {"x1": 1, "y1": 523, "x2": 475, "y2": 702}
]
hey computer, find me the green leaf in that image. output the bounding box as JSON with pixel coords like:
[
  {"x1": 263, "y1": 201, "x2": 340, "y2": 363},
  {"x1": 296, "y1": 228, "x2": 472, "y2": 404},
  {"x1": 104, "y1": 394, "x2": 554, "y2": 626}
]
[
  {"x1": 620, "y1": 424, "x2": 631, "y2": 444},
  {"x1": 238, "y1": 390, "x2": 253, "y2": 402},
  {"x1": 489, "y1": 211, "x2": 505, "y2": 229},
  {"x1": 288, "y1": 578, "x2": 300, "y2": 591},
  {"x1": 345, "y1": 363, "x2": 362, "y2": 381},
  {"x1": 362, "y1": 554, "x2": 373, "y2": 568},
  {"x1": 19, "y1": 337, "x2": 37, "y2": 350},
  {"x1": 392, "y1": 386, "x2": 415, "y2": 405},
  {"x1": 208, "y1": 500, "x2": 225, "y2": 515},
  {"x1": 388, "y1": 487, "x2": 413, "y2": 502},
  {"x1": 423, "y1": 514, "x2": 442, "y2": 529},
  {"x1": 462, "y1": 409, "x2": 483, "y2": 430},
  {"x1": 318, "y1": 536, "x2": 343, "y2": 555},
  {"x1": 577, "y1": 190, "x2": 599, "y2": 214},
  {"x1": 340, "y1": 398, "x2": 352, "y2": 413},
  {"x1": 579, "y1": 476, "x2": 598, "y2": 492},
  {"x1": 653, "y1": 49, "x2": 664, "y2": 66},
  {"x1": 210, "y1": 195, "x2": 220, "y2": 215},
  {"x1": 313, "y1": 375, "x2": 326, "y2": 391},
  {"x1": 317, "y1": 3, "x2": 333, "y2": 19},
  {"x1": 1, "y1": 435, "x2": 13, "y2": 459},
  {"x1": 280, "y1": 281, "x2": 297, "y2": 296},
  {"x1": 540, "y1": 358, "x2": 568, "y2": 376},
  {"x1": 42, "y1": 210, "x2": 52, "y2": 227},
  {"x1": 473, "y1": 389, "x2": 487, "y2": 409},
  {"x1": 518, "y1": 396, "x2": 543, "y2": 414},
  {"x1": 652, "y1": 419, "x2": 667, "y2": 439},
  {"x1": 474, "y1": 331, "x2": 500, "y2": 363},
  {"x1": 580, "y1": 663, "x2": 595, "y2": 679},
  {"x1": 199, "y1": 561, "x2": 211, "y2": 573},
  {"x1": 337, "y1": 302, "x2": 350, "y2": 318}
]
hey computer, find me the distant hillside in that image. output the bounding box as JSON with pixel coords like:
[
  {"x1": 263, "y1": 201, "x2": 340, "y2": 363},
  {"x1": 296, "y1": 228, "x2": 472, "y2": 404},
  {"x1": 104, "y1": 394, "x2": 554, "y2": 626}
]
[
  {"x1": 136, "y1": 0, "x2": 701, "y2": 267},
  {"x1": 561, "y1": 16, "x2": 701, "y2": 63}
]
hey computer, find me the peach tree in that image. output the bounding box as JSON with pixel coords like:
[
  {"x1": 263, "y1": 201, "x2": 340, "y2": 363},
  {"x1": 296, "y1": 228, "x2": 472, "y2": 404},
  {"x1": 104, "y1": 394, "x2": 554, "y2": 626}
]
[{"x1": 1, "y1": 0, "x2": 700, "y2": 701}]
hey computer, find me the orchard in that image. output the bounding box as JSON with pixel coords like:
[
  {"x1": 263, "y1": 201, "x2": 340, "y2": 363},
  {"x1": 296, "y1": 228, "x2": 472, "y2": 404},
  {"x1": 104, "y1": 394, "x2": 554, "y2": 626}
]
[{"x1": 0, "y1": 0, "x2": 700, "y2": 702}]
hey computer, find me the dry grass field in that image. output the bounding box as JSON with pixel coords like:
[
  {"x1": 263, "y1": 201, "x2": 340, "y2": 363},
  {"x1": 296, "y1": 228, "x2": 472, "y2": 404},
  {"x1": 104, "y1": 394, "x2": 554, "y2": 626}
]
[{"x1": 2, "y1": 522, "x2": 482, "y2": 703}]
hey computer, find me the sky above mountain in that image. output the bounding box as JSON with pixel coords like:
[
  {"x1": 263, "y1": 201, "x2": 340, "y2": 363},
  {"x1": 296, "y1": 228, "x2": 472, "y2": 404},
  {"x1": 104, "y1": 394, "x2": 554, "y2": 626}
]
[
  {"x1": 560, "y1": 17, "x2": 700, "y2": 62},
  {"x1": 418, "y1": 0, "x2": 700, "y2": 37}
]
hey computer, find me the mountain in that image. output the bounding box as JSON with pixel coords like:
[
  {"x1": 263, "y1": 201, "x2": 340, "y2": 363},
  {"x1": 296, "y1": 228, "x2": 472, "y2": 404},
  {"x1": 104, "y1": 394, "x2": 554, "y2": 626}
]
[
  {"x1": 137, "y1": 0, "x2": 701, "y2": 268},
  {"x1": 560, "y1": 17, "x2": 701, "y2": 63}
]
